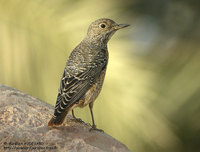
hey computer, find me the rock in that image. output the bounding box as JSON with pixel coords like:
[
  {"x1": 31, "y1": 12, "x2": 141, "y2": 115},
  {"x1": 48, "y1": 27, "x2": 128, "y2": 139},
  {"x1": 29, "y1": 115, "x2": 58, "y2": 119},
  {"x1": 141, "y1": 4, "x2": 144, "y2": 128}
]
[{"x1": 0, "y1": 85, "x2": 130, "y2": 152}]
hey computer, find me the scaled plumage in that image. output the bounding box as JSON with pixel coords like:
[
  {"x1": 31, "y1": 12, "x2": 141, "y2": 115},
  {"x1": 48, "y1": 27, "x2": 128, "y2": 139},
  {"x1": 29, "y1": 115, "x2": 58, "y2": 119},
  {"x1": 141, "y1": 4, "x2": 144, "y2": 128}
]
[{"x1": 48, "y1": 18, "x2": 129, "y2": 130}]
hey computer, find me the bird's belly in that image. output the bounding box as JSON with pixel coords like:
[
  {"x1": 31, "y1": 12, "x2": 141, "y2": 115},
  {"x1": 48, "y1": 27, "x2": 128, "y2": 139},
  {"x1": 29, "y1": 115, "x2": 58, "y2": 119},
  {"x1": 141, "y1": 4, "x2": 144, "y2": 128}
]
[{"x1": 78, "y1": 69, "x2": 106, "y2": 108}]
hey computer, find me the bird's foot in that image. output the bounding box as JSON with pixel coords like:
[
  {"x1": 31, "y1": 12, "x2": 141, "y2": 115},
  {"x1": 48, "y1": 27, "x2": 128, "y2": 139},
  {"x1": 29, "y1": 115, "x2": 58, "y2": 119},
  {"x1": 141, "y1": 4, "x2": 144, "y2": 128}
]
[
  {"x1": 72, "y1": 117, "x2": 85, "y2": 123},
  {"x1": 89, "y1": 125, "x2": 104, "y2": 132}
]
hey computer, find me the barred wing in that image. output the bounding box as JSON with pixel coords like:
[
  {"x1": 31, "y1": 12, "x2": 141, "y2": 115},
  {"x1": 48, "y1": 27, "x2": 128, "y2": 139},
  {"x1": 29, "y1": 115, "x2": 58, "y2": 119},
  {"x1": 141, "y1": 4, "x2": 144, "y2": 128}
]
[{"x1": 53, "y1": 52, "x2": 107, "y2": 118}]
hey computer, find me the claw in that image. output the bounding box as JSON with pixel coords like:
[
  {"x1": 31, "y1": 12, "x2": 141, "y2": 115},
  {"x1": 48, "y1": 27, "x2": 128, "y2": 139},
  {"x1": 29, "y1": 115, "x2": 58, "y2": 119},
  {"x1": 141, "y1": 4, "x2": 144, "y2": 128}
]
[
  {"x1": 72, "y1": 118, "x2": 85, "y2": 123},
  {"x1": 89, "y1": 125, "x2": 104, "y2": 132}
]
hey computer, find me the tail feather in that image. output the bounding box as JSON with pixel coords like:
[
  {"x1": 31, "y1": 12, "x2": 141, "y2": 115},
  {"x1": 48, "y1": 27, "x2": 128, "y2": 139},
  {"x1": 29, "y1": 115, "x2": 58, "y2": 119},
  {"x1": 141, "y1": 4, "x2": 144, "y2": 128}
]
[{"x1": 48, "y1": 111, "x2": 68, "y2": 127}]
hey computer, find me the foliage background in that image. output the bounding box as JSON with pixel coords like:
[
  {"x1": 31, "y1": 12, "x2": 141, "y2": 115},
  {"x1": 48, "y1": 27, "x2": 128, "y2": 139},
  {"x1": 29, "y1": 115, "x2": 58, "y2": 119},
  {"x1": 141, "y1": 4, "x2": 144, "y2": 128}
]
[{"x1": 0, "y1": 0, "x2": 200, "y2": 151}]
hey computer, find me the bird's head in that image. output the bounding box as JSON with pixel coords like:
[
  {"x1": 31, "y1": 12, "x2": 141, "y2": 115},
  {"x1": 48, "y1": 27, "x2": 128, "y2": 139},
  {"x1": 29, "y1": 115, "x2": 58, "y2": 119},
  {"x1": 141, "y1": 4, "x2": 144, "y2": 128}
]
[{"x1": 86, "y1": 18, "x2": 129, "y2": 45}]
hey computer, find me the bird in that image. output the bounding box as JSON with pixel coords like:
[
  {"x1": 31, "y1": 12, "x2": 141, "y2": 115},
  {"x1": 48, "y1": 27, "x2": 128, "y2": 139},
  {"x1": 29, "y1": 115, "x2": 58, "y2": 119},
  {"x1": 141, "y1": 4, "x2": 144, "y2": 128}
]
[{"x1": 48, "y1": 18, "x2": 129, "y2": 131}]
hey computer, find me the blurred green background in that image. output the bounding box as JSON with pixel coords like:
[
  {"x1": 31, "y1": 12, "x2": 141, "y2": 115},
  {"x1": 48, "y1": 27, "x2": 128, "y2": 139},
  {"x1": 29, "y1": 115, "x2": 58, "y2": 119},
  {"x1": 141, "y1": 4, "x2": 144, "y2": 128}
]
[{"x1": 1, "y1": 0, "x2": 200, "y2": 151}]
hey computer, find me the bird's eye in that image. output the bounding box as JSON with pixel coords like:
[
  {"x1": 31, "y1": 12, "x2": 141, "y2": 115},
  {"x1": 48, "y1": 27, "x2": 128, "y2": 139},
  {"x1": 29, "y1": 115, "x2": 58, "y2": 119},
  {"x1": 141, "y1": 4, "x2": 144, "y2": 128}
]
[{"x1": 100, "y1": 23, "x2": 106, "y2": 28}]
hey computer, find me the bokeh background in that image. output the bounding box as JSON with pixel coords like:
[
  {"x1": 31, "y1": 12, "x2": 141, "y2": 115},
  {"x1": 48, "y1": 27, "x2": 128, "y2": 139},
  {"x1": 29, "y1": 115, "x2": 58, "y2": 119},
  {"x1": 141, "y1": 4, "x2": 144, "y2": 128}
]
[{"x1": 1, "y1": 0, "x2": 200, "y2": 151}]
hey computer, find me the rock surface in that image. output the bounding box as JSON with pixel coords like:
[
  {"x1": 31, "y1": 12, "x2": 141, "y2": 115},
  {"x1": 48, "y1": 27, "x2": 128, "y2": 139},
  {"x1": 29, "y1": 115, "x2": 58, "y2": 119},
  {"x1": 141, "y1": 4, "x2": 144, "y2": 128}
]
[{"x1": 0, "y1": 85, "x2": 129, "y2": 152}]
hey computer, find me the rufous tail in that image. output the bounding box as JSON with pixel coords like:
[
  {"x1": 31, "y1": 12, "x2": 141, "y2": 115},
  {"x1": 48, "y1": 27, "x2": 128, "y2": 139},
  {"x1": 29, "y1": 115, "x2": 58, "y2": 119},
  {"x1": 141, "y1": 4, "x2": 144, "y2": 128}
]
[{"x1": 48, "y1": 111, "x2": 68, "y2": 127}]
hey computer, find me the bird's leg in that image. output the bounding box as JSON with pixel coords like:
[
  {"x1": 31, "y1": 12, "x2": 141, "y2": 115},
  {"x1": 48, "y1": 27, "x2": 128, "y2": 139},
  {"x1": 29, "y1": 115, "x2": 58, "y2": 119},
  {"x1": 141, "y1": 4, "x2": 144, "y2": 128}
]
[
  {"x1": 72, "y1": 109, "x2": 75, "y2": 118},
  {"x1": 71, "y1": 109, "x2": 84, "y2": 123},
  {"x1": 89, "y1": 102, "x2": 104, "y2": 132}
]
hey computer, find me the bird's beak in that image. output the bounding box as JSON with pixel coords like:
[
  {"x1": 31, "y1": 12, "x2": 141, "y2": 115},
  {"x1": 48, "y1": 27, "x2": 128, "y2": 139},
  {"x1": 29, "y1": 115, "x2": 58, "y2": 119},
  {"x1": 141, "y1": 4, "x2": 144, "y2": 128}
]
[{"x1": 114, "y1": 24, "x2": 130, "y2": 30}]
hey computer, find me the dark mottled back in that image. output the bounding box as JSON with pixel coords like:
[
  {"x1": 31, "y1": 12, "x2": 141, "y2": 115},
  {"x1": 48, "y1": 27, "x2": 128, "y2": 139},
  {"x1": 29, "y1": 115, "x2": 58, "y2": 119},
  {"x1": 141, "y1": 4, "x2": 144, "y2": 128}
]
[{"x1": 48, "y1": 18, "x2": 129, "y2": 127}]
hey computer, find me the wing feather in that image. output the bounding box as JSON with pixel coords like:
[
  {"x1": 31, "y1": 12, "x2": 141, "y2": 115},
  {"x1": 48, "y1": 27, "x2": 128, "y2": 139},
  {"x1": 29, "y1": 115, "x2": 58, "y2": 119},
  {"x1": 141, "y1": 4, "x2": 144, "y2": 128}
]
[{"x1": 53, "y1": 49, "x2": 108, "y2": 118}]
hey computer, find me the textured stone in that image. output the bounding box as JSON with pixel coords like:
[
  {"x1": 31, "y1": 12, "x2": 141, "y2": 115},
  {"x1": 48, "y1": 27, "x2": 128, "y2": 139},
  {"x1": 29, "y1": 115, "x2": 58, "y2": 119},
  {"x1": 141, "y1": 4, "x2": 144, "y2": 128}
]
[{"x1": 0, "y1": 85, "x2": 130, "y2": 152}]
